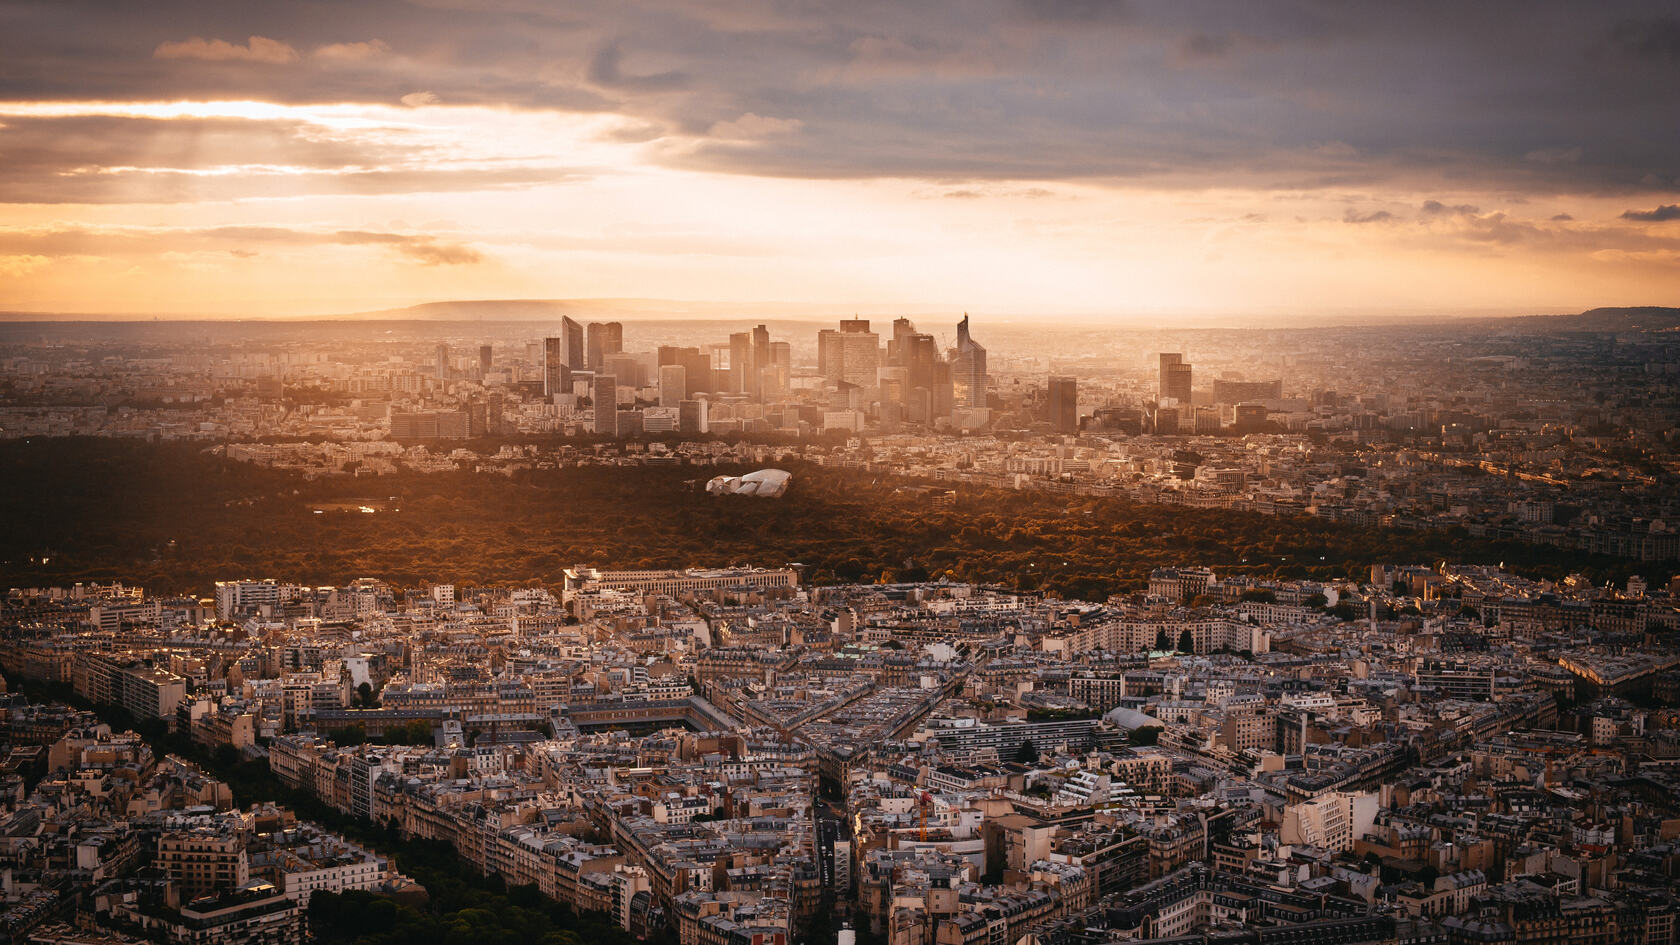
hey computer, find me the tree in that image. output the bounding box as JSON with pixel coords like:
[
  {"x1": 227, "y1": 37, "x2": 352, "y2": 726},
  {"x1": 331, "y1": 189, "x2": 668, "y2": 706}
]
[
  {"x1": 356, "y1": 681, "x2": 376, "y2": 708},
  {"x1": 1154, "y1": 629, "x2": 1171, "y2": 651},
  {"x1": 1177, "y1": 628, "x2": 1195, "y2": 653},
  {"x1": 1305, "y1": 592, "x2": 1328, "y2": 608},
  {"x1": 1014, "y1": 738, "x2": 1039, "y2": 764}
]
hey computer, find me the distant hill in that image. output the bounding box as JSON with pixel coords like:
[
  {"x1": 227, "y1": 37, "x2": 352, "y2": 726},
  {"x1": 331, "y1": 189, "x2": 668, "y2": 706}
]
[{"x1": 1499, "y1": 306, "x2": 1680, "y2": 332}]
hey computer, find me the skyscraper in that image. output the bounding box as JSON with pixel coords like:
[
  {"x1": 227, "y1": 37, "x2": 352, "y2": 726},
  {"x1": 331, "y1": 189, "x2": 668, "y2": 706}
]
[
  {"x1": 543, "y1": 336, "x2": 569, "y2": 399},
  {"x1": 478, "y1": 344, "x2": 493, "y2": 377},
  {"x1": 950, "y1": 314, "x2": 988, "y2": 410},
  {"x1": 436, "y1": 343, "x2": 450, "y2": 381},
  {"x1": 592, "y1": 374, "x2": 617, "y2": 436},
  {"x1": 658, "y1": 364, "x2": 685, "y2": 407},
  {"x1": 751, "y1": 324, "x2": 770, "y2": 398},
  {"x1": 1049, "y1": 375, "x2": 1078, "y2": 433},
  {"x1": 586, "y1": 321, "x2": 624, "y2": 370},
  {"x1": 561, "y1": 317, "x2": 585, "y2": 369},
  {"x1": 1160, "y1": 353, "x2": 1192, "y2": 403},
  {"x1": 728, "y1": 332, "x2": 753, "y2": 395},
  {"x1": 817, "y1": 319, "x2": 880, "y2": 389}
]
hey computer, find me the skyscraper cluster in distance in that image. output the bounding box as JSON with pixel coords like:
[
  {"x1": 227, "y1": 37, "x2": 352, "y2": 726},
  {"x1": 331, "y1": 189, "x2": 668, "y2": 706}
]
[{"x1": 527, "y1": 314, "x2": 995, "y2": 437}]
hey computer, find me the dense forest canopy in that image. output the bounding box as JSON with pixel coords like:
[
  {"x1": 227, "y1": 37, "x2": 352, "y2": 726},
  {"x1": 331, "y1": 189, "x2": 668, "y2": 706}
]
[{"x1": 0, "y1": 438, "x2": 1659, "y2": 597}]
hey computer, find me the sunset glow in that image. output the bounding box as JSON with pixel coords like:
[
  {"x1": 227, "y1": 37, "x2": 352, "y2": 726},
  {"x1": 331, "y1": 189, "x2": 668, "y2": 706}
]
[{"x1": 2, "y1": 2, "x2": 1678, "y2": 320}]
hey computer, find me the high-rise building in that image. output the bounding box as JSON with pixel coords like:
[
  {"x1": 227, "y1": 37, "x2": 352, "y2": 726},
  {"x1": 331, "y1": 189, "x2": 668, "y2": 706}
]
[
  {"x1": 888, "y1": 317, "x2": 918, "y2": 365},
  {"x1": 545, "y1": 318, "x2": 586, "y2": 399},
  {"x1": 543, "y1": 337, "x2": 569, "y2": 399},
  {"x1": 1160, "y1": 353, "x2": 1192, "y2": 403},
  {"x1": 659, "y1": 345, "x2": 713, "y2": 398},
  {"x1": 751, "y1": 324, "x2": 770, "y2": 397},
  {"x1": 586, "y1": 321, "x2": 623, "y2": 370},
  {"x1": 558, "y1": 317, "x2": 585, "y2": 367},
  {"x1": 1212, "y1": 378, "x2": 1283, "y2": 403},
  {"x1": 435, "y1": 343, "x2": 450, "y2": 381},
  {"x1": 764, "y1": 340, "x2": 791, "y2": 399},
  {"x1": 950, "y1": 314, "x2": 988, "y2": 409},
  {"x1": 728, "y1": 332, "x2": 753, "y2": 395},
  {"x1": 478, "y1": 344, "x2": 493, "y2": 376},
  {"x1": 817, "y1": 318, "x2": 880, "y2": 390},
  {"x1": 678, "y1": 398, "x2": 707, "y2": 433},
  {"x1": 658, "y1": 364, "x2": 685, "y2": 407},
  {"x1": 592, "y1": 374, "x2": 618, "y2": 436},
  {"x1": 1049, "y1": 375, "x2": 1078, "y2": 433}
]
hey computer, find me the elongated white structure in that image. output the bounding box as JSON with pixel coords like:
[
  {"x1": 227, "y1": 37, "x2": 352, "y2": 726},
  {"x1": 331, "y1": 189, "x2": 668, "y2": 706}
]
[{"x1": 705, "y1": 468, "x2": 792, "y2": 497}]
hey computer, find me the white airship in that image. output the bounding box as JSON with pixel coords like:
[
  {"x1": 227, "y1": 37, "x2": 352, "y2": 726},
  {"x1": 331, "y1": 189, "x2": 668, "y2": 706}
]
[{"x1": 705, "y1": 468, "x2": 792, "y2": 497}]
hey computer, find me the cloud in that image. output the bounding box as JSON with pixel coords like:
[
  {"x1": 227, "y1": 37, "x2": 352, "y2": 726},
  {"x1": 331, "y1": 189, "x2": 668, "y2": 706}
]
[
  {"x1": 0, "y1": 254, "x2": 50, "y2": 277},
  {"x1": 1524, "y1": 146, "x2": 1582, "y2": 165},
  {"x1": 332, "y1": 230, "x2": 483, "y2": 265},
  {"x1": 315, "y1": 40, "x2": 390, "y2": 62},
  {"x1": 1610, "y1": 16, "x2": 1680, "y2": 62},
  {"x1": 0, "y1": 0, "x2": 1675, "y2": 196},
  {"x1": 708, "y1": 113, "x2": 803, "y2": 139},
  {"x1": 1621, "y1": 204, "x2": 1680, "y2": 221},
  {"x1": 1343, "y1": 209, "x2": 1396, "y2": 224},
  {"x1": 1551, "y1": 213, "x2": 1574, "y2": 221},
  {"x1": 400, "y1": 91, "x2": 440, "y2": 107},
  {"x1": 154, "y1": 35, "x2": 299, "y2": 64},
  {"x1": 587, "y1": 42, "x2": 688, "y2": 91},
  {"x1": 1421, "y1": 200, "x2": 1481, "y2": 216},
  {"x1": 0, "y1": 224, "x2": 484, "y2": 266},
  {"x1": 0, "y1": 114, "x2": 580, "y2": 204}
]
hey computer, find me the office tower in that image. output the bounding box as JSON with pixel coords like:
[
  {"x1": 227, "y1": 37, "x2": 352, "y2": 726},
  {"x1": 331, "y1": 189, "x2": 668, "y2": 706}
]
[
  {"x1": 658, "y1": 364, "x2": 685, "y2": 407},
  {"x1": 592, "y1": 374, "x2": 617, "y2": 435},
  {"x1": 543, "y1": 336, "x2": 570, "y2": 399},
  {"x1": 728, "y1": 332, "x2": 753, "y2": 395},
  {"x1": 586, "y1": 321, "x2": 624, "y2": 370},
  {"x1": 605, "y1": 353, "x2": 647, "y2": 388},
  {"x1": 435, "y1": 343, "x2": 450, "y2": 381},
  {"x1": 764, "y1": 341, "x2": 791, "y2": 399},
  {"x1": 1212, "y1": 378, "x2": 1283, "y2": 403},
  {"x1": 659, "y1": 345, "x2": 713, "y2": 398},
  {"x1": 1049, "y1": 375, "x2": 1078, "y2": 433},
  {"x1": 478, "y1": 344, "x2": 493, "y2": 376},
  {"x1": 950, "y1": 313, "x2": 988, "y2": 409},
  {"x1": 559, "y1": 317, "x2": 584, "y2": 368},
  {"x1": 1159, "y1": 353, "x2": 1192, "y2": 403},
  {"x1": 678, "y1": 398, "x2": 707, "y2": 434},
  {"x1": 888, "y1": 317, "x2": 917, "y2": 365},
  {"x1": 751, "y1": 325, "x2": 770, "y2": 398},
  {"x1": 586, "y1": 322, "x2": 605, "y2": 370}
]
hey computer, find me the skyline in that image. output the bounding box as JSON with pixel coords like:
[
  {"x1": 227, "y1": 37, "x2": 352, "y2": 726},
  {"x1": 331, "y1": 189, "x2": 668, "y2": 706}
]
[{"x1": 2, "y1": 1, "x2": 1679, "y2": 318}]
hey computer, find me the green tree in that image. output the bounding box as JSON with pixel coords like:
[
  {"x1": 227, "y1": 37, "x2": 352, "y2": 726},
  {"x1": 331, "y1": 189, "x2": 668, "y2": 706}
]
[
  {"x1": 1129, "y1": 726, "x2": 1163, "y2": 746},
  {"x1": 1014, "y1": 738, "x2": 1039, "y2": 764}
]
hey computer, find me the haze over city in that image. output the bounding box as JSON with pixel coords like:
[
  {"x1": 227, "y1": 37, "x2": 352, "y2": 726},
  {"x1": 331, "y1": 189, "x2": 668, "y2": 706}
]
[
  {"x1": 6, "y1": 6, "x2": 1680, "y2": 945},
  {"x1": 2, "y1": 0, "x2": 1679, "y2": 320}
]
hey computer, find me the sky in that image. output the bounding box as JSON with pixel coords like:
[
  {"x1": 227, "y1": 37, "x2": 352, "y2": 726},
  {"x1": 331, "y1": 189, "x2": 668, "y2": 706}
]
[{"x1": 0, "y1": 0, "x2": 1677, "y2": 321}]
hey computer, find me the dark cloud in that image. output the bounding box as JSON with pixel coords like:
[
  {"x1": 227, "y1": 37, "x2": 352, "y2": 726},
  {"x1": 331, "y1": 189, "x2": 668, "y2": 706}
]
[
  {"x1": 1421, "y1": 200, "x2": 1481, "y2": 216},
  {"x1": 1551, "y1": 213, "x2": 1574, "y2": 221},
  {"x1": 1621, "y1": 204, "x2": 1680, "y2": 221},
  {"x1": 1012, "y1": 0, "x2": 1132, "y2": 24},
  {"x1": 0, "y1": 0, "x2": 1677, "y2": 196},
  {"x1": 587, "y1": 42, "x2": 689, "y2": 91},
  {"x1": 1343, "y1": 209, "x2": 1396, "y2": 224},
  {"x1": 0, "y1": 114, "x2": 580, "y2": 203},
  {"x1": 1610, "y1": 16, "x2": 1680, "y2": 62},
  {"x1": 0, "y1": 224, "x2": 485, "y2": 265}
]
